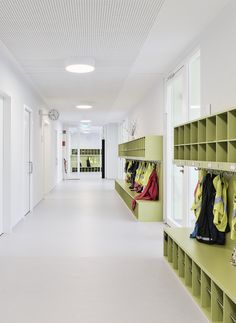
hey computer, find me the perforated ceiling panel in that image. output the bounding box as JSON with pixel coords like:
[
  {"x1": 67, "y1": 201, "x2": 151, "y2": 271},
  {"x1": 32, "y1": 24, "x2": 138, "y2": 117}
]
[{"x1": 0, "y1": 0, "x2": 164, "y2": 124}]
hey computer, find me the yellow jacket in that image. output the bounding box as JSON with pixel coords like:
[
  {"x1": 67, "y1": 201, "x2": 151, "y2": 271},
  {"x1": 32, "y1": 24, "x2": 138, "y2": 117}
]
[
  {"x1": 213, "y1": 175, "x2": 228, "y2": 232},
  {"x1": 142, "y1": 163, "x2": 153, "y2": 186},
  {"x1": 191, "y1": 170, "x2": 206, "y2": 220}
]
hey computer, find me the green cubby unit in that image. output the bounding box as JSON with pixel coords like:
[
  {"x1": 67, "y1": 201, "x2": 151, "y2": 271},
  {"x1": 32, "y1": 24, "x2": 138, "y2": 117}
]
[
  {"x1": 178, "y1": 247, "x2": 185, "y2": 278},
  {"x1": 206, "y1": 116, "x2": 216, "y2": 142},
  {"x1": 184, "y1": 124, "x2": 191, "y2": 144},
  {"x1": 211, "y1": 282, "x2": 223, "y2": 323},
  {"x1": 164, "y1": 228, "x2": 236, "y2": 323},
  {"x1": 198, "y1": 144, "x2": 207, "y2": 161},
  {"x1": 173, "y1": 241, "x2": 178, "y2": 270},
  {"x1": 174, "y1": 127, "x2": 179, "y2": 145},
  {"x1": 217, "y1": 113, "x2": 228, "y2": 141},
  {"x1": 179, "y1": 146, "x2": 184, "y2": 159},
  {"x1": 168, "y1": 237, "x2": 173, "y2": 263},
  {"x1": 191, "y1": 144, "x2": 198, "y2": 161},
  {"x1": 184, "y1": 145, "x2": 191, "y2": 160},
  {"x1": 192, "y1": 262, "x2": 201, "y2": 299},
  {"x1": 216, "y1": 142, "x2": 228, "y2": 162},
  {"x1": 190, "y1": 121, "x2": 198, "y2": 144},
  {"x1": 118, "y1": 136, "x2": 162, "y2": 160},
  {"x1": 179, "y1": 126, "x2": 184, "y2": 145},
  {"x1": 174, "y1": 146, "x2": 179, "y2": 159},
  {"x1": 185, "y1": 254, "x2": 192, "y2": 287},
  {"x1": 201, "y1": 271, "x2": 212, "y2": 317},
  {"x1": 224, "y1": 295, "x2": 236, "y2": 323},
  {"x1": 206, "y1": 143, "x2": 216, "y2": 161},
  {"x1": 228, "y1": 109, "x2": 236, "y2": 140},
  {"x1": 198, "y1": 119, "x2": 206, "y2": 143},
  {"x1": 228, "y1": 141, "x2": 236, "y2": 163}
]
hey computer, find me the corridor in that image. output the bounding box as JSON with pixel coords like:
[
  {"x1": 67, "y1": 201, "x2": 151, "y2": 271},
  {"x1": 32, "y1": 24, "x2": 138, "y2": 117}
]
[{"x1": 0, "y1": 179, "x2": 207, "y2": 323}]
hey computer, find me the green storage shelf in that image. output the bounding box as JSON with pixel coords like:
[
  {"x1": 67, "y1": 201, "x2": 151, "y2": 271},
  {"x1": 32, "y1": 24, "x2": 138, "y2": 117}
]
[
  {"x1": 164, "y1": 227, "x2": 236, "y2": 323},
  {"x1": 217, "y1": 113, "x2": 228, "y2": 141},
  {"x1": 206, "y1": 116, "x2": 216, "y2": 142},
  {"x1": 118, "y1": 136, "x2": 162, "y2": 160},
  {"x1": 173, "y1": 107, "x2": 236, "y2": 169},
  {"x1": 191, "y1": 121, "x2": 198, "y2": 144},
  {"x1": 198, "y1": 119, "x2": 206, "y2": 143},
  {"x1": 216, "y1": 142, "x2": 228, "y2": 162},
  {"x1": 206, "y1": 143, "x2": 216, "y2": 162},
  {"x1": 115, "y1": 180, "x2": 162, "y2": 222},
  {"x1": 228, "y1": 109, "x2": 236, "y2": 140}
]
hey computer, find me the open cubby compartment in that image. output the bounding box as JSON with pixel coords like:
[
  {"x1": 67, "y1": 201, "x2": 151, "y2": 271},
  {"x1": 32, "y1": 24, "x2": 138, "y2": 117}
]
[
  {"x1": 216, "y1": 141, "x2": 228, "y2": 162},
  {"x1": 179, "y1": 146, "x2": 184, "y2": 159},
  {"x1": 228, "y1": 109, "x2": 236, "y2": 140},
  {"x1": 224, "y1": 295, "x2": 236, "y2": 323},
  {"x1": 184, "y1": 124, "x2": 191, "y2": 144},
  {"x1": 211, "y1": 282, "x2": 223, "y2": 323},
  {"x1": 198, "y1": 144, "x2": 206, "y2": 161},
  {"x1": 216, "y1": 112, "x2": 228, "y2": 141},
  {"x1": 178, "y1": 247, "x2": 185, "y2": 278},
  {"x1": 191, "y1": 144, "x2": 198, "y2": 161},
  {"x1": 206, "y1": 143, "x2": 216, "y2": 161},
  {"x1": 178, "y1": 126, "x2": 184, "y2": 145},
  {"x1": 201, "y1": 271, "x2": 211, "y2": 316},
  {"x1": 228, "y1": 141, "x2": 236, "y2": 163},
  {"x1": 198, "y1": 119, "x2": 206, "y2": 143},
  {"x1": 163, "y1": 232, "x2": 168, "y2": 257},
  {"x1": 172, "y1": 241, "x2": 179, "y2": 270},
  {"x1": 174, "y1": 146, "x2": 179, "y2": 159},
  {"x1": 190, "y1": 121, "x2": 198, "y2": 144},
  {"x1": 206, "y1": 116, "x2": 216, "y2": 142},
  {"x1": 174, "y1": 128, "x2": 179, "y2": 145},
  {"x1": 184, "y1": 254, "x2": 192, "y2": 287},
  {"x1": 184, "y1": 145, "x2": 191, "y2": 160},
  {"x1": 167, "y1": 236, "x2": 173, "y2": 263},
  {"x1": 192, "y1": 262, "x2": 201, "y2": 299}
]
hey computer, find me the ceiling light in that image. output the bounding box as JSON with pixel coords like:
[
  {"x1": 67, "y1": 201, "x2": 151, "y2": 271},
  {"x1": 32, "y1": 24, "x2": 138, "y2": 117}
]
[
  {"x1": 76, "y1": 105, "x2": 92, "y2": 109},
  {"x1": 80, "y1": 120, "x2": 91, "y2": 123},
  {"x1": 65, "y1": 57, "x2": 95, "y2": 74}
]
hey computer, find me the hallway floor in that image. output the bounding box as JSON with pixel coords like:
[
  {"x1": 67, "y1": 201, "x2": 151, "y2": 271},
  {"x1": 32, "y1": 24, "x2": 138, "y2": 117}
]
[{"x1": 0, "y1": 179, "x2": 208, "y2": 323}]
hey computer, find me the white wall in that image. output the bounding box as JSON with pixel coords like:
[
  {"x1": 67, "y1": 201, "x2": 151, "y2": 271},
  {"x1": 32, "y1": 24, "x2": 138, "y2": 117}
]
[
  {"x1": 79, "y1": 132, "x2": 102, "y2": 149},
  {"x1": 103, "y1": 123, "x2": 118, "y2": 179},
  {"x1": 201, "y1": 0, "x2": 236, "y2": 115},
  {"x1": 0, "y1": 43, "x2": 62, "y2": 229},
  {"x1": 124, "y1": 79, "x2": 164, "y2": 139}
]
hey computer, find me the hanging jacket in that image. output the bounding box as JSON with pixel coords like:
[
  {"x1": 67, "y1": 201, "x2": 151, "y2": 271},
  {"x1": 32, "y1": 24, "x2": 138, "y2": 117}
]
[
  {"x1": 191, "y1": 170, "x2": 206, "y2": 220},
  {"x1": 196, "y1": 174, "x2": 226, "y2": 245},
  {"x1": 231, "y1": 180, "x2": 236, "y2": 240},
  {"x1": 132, "y1": 169, "x2": 159, "y2": 210},
  {"x1": 213, "y1": 175, "x2": 228, "y2": 232},
  {"x1": 142, "y1": 163, "x2": 153, "y2": 187}
]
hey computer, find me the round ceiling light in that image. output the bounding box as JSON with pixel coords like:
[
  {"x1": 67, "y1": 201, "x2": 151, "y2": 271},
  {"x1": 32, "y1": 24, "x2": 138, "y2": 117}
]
[
  {"x1": 80, "y1": 120, "x2": 91, "y2": 123},
  {"x1": 65, "y1": 57, "x2": 95, "y2": 73},
  {"x1": 76, "y1": 105, "x2": 92, "y2": 109}
]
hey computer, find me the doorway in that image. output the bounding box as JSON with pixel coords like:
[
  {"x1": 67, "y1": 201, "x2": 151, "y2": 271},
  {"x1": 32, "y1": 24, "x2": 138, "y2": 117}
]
[
  {"x1": 23, "y1": 106, "x2": 33, "y2": 216},
  {"x1": 0, "y1": 97, "x2": 3, "y2": 233}
]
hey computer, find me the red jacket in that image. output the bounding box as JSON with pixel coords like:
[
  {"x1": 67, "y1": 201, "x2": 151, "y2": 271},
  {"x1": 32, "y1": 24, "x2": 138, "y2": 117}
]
[{"x1": 132, "y1": 169, "x2": 159, "y2": 210}]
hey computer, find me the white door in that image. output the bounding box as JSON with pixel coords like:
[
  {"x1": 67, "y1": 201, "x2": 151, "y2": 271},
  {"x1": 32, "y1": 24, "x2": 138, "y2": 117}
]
[
  {"x1": 23, "y1": 109, "x2": 31, "y2": 216},
  {"x1": 0, "y1": 97, "x2": 4, "y2": 233}
]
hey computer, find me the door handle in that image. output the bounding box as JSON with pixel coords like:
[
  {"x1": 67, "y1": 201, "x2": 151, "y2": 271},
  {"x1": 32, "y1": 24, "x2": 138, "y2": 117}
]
[{"x1": 29, "y1": 161, "x2": 33, "y2": 174}]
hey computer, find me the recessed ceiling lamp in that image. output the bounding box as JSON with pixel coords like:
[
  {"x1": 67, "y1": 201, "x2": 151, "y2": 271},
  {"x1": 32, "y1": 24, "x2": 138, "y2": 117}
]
[
  {"x1": 65, "y1": 57, "x2": 95, "y2": 73},
  {"x1": 76, "y1": 105, "x2": 92, "y2": 109}
]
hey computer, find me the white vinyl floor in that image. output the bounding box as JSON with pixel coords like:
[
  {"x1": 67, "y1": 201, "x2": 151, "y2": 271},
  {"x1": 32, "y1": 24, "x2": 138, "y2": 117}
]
[{"x1": 0, "y1": 178, "x2": 208, "y2": 323}]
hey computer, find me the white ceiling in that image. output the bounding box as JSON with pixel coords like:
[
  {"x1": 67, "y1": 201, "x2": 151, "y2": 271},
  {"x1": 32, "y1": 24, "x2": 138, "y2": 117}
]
[{"x1": 0, "y1": 0, "x2": 230, "y2": 126}]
